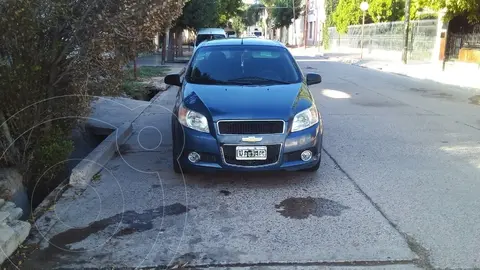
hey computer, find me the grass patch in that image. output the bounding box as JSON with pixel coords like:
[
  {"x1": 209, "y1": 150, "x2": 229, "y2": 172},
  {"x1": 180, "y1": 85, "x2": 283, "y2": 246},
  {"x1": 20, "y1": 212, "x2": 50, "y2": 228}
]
[
  {"x1": 124, "y1": 66, "x2": 170, "y2": 80},
  {"x1": 122, "y1": 66, "x2": 171, "y2": 100}
]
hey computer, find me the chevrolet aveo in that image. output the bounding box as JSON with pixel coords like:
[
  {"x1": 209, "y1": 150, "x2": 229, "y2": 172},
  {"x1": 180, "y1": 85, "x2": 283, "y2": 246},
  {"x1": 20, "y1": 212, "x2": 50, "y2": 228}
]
[{"x1": 164, "y1": 39, "x2": 323, "y2": 173}]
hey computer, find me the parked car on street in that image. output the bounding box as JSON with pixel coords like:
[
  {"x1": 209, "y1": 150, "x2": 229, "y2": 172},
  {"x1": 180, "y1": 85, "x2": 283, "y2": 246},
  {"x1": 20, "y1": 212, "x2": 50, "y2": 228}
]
[
  {"x1": 164, "y1": 38, "x2": 323, "y2": 173},
  {"x1": 193, "y1": 28, "x2": 227, "y2": 52}
]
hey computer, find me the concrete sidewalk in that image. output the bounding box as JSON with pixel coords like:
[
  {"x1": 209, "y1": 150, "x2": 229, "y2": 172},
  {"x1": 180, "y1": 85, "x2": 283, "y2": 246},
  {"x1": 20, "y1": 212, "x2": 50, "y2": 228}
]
[{"x1": 289, "y1": 47, "x2": 480, "y2": 91}]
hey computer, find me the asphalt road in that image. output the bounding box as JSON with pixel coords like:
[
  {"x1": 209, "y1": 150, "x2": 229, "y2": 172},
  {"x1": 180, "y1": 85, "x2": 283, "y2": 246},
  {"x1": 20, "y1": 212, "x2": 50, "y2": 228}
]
[{"x1": 18, "y1": 55, "x2": 480, "y2": 270}]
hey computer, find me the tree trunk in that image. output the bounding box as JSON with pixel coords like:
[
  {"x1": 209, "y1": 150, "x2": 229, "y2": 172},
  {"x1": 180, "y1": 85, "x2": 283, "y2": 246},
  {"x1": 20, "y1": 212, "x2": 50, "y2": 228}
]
[
  {"x1": 161, "y1": 34, "x2": 167, "y2": 65},
  {"x1": 133, "y1": 41, "x2": 138, "y2": 80},
  {"x1": 133, "y1": 57, "x2": 138, "y2": 80},
  {"x1": 175, "y1": 29, "x2": 184, "y2": 57},
  {"x1": 167, "y1": 28, "x2": 175, "y2": 62}
]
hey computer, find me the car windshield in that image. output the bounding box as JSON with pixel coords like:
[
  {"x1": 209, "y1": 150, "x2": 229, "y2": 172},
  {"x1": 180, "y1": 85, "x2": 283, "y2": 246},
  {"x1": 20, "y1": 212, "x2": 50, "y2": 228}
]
[
  {"x1": 185, "y1": 45, "x2": 302, "y2": 85},
  {"x1": 195, "y1": 34, "x2": 226, "y2": 46}
]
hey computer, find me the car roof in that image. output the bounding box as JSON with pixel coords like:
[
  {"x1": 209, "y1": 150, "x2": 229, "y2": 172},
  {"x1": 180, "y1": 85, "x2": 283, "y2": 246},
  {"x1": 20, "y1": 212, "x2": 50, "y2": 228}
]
[
  {"x1": 197, "y1": 38, "x2": 285, "y2": 48},
  {"x1": 197, "y1": 28, "x2": 226, "y2": 35}
]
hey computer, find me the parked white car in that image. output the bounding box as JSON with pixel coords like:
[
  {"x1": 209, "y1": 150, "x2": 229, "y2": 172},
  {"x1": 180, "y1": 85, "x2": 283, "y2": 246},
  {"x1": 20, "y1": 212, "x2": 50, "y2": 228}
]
[{"x1": 193, "y1": 28, "x2": 227, "y2": 52}]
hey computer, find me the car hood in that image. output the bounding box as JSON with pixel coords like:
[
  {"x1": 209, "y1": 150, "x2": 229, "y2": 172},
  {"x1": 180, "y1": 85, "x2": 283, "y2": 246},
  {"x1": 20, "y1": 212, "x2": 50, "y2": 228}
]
[{"x1": 182, "y1": 83, "x2": 314, "y2": 122}]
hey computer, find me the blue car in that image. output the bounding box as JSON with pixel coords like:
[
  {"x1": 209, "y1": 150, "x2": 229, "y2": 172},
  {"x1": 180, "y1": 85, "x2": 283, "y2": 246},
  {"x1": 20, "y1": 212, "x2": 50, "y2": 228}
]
[{"x1": 164, "y1": 38, "x2": 323, "y2": 173}]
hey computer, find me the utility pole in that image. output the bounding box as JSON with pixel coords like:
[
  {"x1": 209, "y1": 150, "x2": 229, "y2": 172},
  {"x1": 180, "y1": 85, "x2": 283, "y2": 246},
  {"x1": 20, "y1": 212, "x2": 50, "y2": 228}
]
[
  {"x1": 402, "y1": 0, "x2": 411, "y2": 64},
  {"x1": 293, "y1": 0, "x2": 296, "y2": 46},
  {"x1": 304, "y1": 0, "x2": 309, "y2": 48}
]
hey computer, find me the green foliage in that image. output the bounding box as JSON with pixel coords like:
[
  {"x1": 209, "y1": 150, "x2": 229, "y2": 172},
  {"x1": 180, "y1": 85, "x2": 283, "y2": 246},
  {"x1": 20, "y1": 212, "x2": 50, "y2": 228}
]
[
  {"x1": 176, "y1": 0, "x2": 244, "y2": 29},
  {"x1": 122, "y1": 66, "x2": 170, "y2": 100},
  {"x1": 124, "y1": 66, "x2": 169, "y2": 79},
  {"x1": 367, "y1": 0, "x2": 405, "y2": 22},
  {"x1": 323, "y1": 0, "x2": 339, "y2": 49},
  {"x1": 322, "y1": 22, "x2": 330, "y2": 50},
  {"x1": 231, "y1": 14, "x2": 247, "y2": 34},
  {"x1": 32, "y1": 128, "x2": 74, "y2": 185},
  {"x1": 217, "y1": 0, "x2": 244, "y2": 26},
  {"x1": 176, "y1": 0, "x2": 219, "y2": 30},
  {"x1": 270, "y1": 0, "x2": 302, "y2": 28},
  {"x1": 0, "y1": 0, "x2": 185, "y2": 193},
  {"x1": 332, "y1": 0, "x2": 364, "y2": 33},
  {"x1": 245, "y1": 4, "x2": 265, "y2": 26},
  {"x1": 418, "y1": 0, "x2": 480, "y2": 23}
]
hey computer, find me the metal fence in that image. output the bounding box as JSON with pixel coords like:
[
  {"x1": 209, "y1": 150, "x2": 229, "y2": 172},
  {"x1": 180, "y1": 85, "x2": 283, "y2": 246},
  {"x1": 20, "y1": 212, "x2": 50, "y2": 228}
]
[
  {"x1": 447, "y1": 33, "x2": 480, "y2": 60},
  {"x1": 328, "y1": 20, "x2": 438, "y2": 61}
]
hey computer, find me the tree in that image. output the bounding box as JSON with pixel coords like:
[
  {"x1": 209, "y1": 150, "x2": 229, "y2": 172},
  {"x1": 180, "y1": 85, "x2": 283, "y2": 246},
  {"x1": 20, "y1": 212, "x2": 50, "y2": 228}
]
[
  {"x1": 175, "y1": 0, "x2": 244, "y2": 30},
  {"x1": 270, "y1": 0, "x2": 302, "y2": 28},
  {"x1": 0, "y1": 0, "x2": 185, "y2": 197},
  {"x1": 323, "y1": 0, "x2": 340, "y2": 49},
  {"x1": 244, "y1": 4, "x2": 265, "y2": 26},
  {"x1": 217, "y1": 0, "x2": 244, "y2": 27},
  {"x1": 175, "y1": 0, "x2": 219, "y2": 30},
  {"x1": 231, "y1": 12, "x2": 247, "y2": 35},
  {"x1": 367, "y1": 0, "x2": 405, "y2": 23},
  {"x1": 332, "y1": 0, "x2": 365, "y2": 33},
  {"x1": 418, "y1": 0, "x2": 480, "y2": 23}
]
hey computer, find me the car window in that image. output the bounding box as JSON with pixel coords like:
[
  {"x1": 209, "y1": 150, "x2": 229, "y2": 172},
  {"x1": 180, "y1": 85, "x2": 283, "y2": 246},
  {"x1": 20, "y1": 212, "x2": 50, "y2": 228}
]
[
  {"x1": 185, "y1": 45, "x2": 302, "y2": 85},
  {"x1": 195, "y1": 34, "x2": 226, "y2": 46}
]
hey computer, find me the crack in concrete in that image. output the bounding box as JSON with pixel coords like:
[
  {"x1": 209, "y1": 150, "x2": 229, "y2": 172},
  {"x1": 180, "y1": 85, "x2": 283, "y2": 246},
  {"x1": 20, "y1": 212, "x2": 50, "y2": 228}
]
[
  {"x1": 322, "y1": 148, "x2": 434, "y2": 270},
  {"x1": 150, "y1": 259, "x2": 418, "y2": 269}
]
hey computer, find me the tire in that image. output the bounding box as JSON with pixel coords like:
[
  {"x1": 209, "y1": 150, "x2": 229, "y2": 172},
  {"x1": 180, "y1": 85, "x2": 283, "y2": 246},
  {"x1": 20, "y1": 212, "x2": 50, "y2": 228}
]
[
  {"x1": 172, "y1": 121, "x2": 182, "y2": 174},
  {"x1": 172, "y1": 149, "x2": 181, "y2": 174}
]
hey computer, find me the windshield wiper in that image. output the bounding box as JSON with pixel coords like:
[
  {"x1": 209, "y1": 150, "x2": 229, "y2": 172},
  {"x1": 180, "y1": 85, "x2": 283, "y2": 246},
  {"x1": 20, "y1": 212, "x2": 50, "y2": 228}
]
[{"x1": 227, "y1": 76, "x2": 290, "y2": 85}]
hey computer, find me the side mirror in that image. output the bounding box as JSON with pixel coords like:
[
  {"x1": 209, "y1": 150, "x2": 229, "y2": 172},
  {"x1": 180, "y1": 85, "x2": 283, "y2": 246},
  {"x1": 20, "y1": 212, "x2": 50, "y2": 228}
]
[
  {"x1": 306, "y1": 73, "x2": 322, "y2": 86},
  {"x1": 164, "y1": 74, "x2": 182, "y2": 87}
]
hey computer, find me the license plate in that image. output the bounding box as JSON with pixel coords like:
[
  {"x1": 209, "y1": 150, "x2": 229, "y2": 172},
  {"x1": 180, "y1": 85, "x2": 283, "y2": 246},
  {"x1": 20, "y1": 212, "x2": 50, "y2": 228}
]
[{"x1": 235, "y1": 146, "x2": 267, "y2": 160}]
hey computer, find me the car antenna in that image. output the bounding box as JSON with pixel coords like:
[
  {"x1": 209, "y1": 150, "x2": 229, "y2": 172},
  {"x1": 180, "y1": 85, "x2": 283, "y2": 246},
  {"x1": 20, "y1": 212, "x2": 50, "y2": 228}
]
[{"x1": 241, "y1": 38, "x2": 244, "y2": 45}]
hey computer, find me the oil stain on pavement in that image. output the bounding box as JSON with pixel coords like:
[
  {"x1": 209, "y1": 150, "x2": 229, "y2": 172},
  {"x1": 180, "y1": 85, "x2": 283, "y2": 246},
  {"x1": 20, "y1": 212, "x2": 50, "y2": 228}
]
[
  {"x1": 34, "y1": 203, "x2": 192, "y2": 262},
  {"x1": 275, "y1": 197, "x2": 350, "y2": 219}
]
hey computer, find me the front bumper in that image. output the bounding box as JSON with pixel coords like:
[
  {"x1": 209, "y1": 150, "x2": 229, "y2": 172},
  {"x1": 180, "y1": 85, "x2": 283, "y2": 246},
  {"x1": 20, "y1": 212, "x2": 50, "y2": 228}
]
[{"x1": 176, "y1": 122, "x2": 323, "y2": 172}]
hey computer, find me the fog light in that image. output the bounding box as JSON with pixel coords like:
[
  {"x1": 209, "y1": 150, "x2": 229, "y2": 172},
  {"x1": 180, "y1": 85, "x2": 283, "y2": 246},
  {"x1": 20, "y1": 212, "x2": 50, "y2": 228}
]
[
  {"x1": 301, "y1": 150, "x2": 313, "y2": 161},
  {"x1": 188, "y1": 152, "x2": 201, "y2": 163}
]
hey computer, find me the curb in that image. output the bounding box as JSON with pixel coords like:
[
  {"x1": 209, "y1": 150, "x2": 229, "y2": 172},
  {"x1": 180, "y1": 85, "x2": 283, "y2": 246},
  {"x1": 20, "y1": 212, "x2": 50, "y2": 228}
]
[
  {"x1": 69, "y1": 122, "x2": 133, "y2": 188},
  {"x1": 69, "y1": 65, "x2": 186, "y2": 188},
  {"x1": 151, "y1": 66, "x2": 186, "y2": 102}
]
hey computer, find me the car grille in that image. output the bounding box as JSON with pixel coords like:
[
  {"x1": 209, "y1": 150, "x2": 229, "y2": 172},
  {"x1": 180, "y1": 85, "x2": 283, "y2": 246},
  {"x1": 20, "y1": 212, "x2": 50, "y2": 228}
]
[
  {"x1": 217, "y1": 121, "x2": 284, "y2": 135},
  {"x1": 222, "y1": 144, "x2": 281, "y2": 166}
]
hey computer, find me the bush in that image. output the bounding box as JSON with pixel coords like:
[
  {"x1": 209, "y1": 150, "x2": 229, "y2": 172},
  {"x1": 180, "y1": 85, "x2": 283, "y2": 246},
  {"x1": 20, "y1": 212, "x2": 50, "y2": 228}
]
[{"x1": 0, "y1": 0, "x2": 186, "y2": 199}]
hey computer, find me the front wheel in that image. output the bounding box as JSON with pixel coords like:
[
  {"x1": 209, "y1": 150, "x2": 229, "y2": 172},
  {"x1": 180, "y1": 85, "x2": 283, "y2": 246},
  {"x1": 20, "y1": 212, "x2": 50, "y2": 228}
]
[{"x1": 172, "y1": 121, "x2": 183, "y2": 174}]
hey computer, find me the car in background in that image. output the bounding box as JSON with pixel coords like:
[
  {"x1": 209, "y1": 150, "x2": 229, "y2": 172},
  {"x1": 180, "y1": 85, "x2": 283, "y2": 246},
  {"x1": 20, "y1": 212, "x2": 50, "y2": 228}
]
[
  {"x1": 193, "y1": 28, "x2": 227, "y2": 52},
  {"x1": 164, "y1": 38, "x2": 324, "y2": 173}
]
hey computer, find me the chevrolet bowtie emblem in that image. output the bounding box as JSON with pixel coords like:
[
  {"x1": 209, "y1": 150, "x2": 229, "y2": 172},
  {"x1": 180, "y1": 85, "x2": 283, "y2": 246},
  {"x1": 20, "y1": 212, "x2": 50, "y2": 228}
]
[{"x1": 242, "y1": 136, "x2": 263, "y2": 143}]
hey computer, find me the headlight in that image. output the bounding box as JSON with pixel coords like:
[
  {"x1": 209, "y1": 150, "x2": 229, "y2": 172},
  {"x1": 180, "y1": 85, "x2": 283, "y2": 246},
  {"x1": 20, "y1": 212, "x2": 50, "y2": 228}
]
[
  {"x1": 291, "y1": 105, "x2": 319, "y2": 132},
  {"x1": 178, "y1": 104, "x2": 209, "y2": 133}
]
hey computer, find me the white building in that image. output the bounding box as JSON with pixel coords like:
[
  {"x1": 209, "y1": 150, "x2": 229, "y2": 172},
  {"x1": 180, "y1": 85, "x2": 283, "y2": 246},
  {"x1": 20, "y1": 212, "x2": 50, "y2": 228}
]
[
  {"x1": 283, "y1": 0, "x2": 326, "y2": 46},
  {"x1": 307, "y1": 0, "x2": 326, "y2": 46}
]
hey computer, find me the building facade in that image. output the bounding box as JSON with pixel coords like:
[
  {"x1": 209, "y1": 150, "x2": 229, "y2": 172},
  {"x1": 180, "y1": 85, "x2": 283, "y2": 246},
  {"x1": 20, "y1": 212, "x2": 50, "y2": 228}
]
[{"x1": 307, "y1": 0, "x2": 326, "y2": 46}]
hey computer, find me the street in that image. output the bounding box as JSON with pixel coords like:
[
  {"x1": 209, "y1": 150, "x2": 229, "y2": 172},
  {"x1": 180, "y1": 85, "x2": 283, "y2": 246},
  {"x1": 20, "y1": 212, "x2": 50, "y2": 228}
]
[{"x1": 20, "y1": 55, "x2": 480, "y2": 270}]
